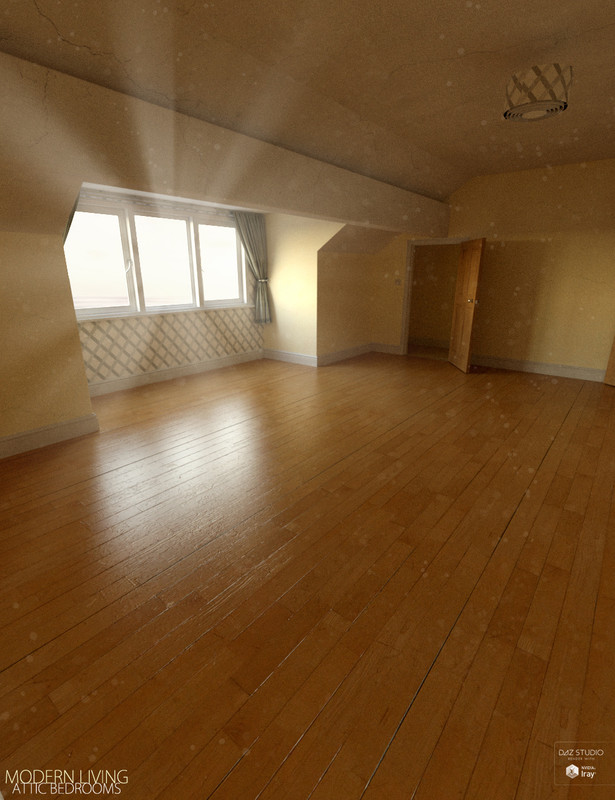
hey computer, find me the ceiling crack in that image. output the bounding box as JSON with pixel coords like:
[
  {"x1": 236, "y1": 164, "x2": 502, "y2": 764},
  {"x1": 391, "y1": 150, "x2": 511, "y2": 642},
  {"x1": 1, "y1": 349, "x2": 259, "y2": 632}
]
[{"x1": 30, "y1": 0, "x2": 173, "y2": 105}]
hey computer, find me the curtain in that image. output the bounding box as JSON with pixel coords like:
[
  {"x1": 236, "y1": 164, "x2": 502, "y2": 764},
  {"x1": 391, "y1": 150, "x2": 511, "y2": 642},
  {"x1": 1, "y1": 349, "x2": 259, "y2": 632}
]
[{"x1": 233, "y1": 211, "x2": 271, "y2": 324}]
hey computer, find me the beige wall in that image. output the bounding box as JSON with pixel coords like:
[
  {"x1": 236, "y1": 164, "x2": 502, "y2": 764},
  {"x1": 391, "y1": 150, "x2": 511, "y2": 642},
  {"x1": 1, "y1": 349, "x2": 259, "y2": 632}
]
[
  {"x1": 317, "y1": 251, "x2": 372, "y2": 356},
  {"x1": 368, "y1": 236, "x2": 410, "y2": 350},
  {"x1": 0, "y1": 233, "x2": 94, "y2": 439},
  {"x1": 265, "y1": 215, "x2": 344, "y2": 358},
  {"x1": 449, "y1": 160, "x2": 615, "y2": 374},
  {"x1": 0, "y1": 50, "x2": 449, "y2": 452},
  {"x1": 317, "y1": 233, "x2": 410, "y2": 358}
]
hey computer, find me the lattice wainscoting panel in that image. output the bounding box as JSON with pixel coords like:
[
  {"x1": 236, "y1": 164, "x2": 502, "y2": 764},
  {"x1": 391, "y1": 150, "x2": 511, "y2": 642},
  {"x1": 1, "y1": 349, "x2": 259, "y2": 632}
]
[{"x1": 78, "y1": 308, "x2": 263, "y2": 386}]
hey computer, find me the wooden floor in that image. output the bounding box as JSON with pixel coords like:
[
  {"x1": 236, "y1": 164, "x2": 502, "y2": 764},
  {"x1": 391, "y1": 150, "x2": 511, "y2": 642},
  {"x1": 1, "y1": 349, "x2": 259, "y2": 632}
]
[{"x1": 2, "y1": 353, "x2": 615, "y2": 799}]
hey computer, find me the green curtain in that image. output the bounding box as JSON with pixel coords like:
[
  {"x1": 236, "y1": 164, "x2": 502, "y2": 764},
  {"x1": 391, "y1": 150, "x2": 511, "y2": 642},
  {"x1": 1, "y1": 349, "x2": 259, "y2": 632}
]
[{"x1": 233, "y1": 211, "x2": 271, "y2": 324}]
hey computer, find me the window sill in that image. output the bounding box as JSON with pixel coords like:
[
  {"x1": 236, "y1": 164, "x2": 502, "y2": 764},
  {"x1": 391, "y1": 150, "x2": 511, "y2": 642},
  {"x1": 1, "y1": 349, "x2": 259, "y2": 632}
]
[{"x1": 76, "y1": 304, "x2": 254, "y2": 322}]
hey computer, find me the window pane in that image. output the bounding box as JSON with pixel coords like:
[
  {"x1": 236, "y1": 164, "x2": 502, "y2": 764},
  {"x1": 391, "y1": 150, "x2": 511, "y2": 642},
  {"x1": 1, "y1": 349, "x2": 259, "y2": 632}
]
[
  {"x1": 64, "y1": 212, "x2": 129, "y2": 309},
  {"x1": 199, "y1": 224, "x2": 240, "y2": 301},
  {"x1": 135, "y1": 215, "x2": 194, "y2": 307}
]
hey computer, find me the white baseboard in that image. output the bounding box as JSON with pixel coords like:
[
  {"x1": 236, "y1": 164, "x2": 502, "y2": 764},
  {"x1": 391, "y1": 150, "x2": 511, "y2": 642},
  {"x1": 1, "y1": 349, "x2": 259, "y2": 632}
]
[
  {"x1": 318, "y1": 343, "x2": 403, "y2": 365},
  {"x1": 408, "y1": 339, "x2": 606, "y2": 382},
  {"x1": 262, "y1": 349, "x2": 319, "y2": 367},
  {"x1": 317, "y1": 344, "x2": 372, "y2": 366},
  {"x1": 0, "y1": 413, "x2": 100, "y2": 459},
  {"x1": 99, "y1": 343, "x2": 604, "y2": 386},
  {"x1": 264, "y1": 343, "x2": 403, "y2": 367},
  {"x1": 473, "y1": 354, "x2": 605, "y2": 383},
  {"x1": 313, "y1": 344, "x2": 604, "y2": 382},
  {"x1": 88, "y1": 351, "x2": 263, "y2": 396}
]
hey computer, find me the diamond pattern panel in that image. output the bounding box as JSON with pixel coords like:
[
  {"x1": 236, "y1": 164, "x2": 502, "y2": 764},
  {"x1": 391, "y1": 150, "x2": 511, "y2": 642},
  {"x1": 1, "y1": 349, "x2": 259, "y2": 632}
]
[{"x1": 78, "y1": 308, "x2": 263, "y2": 384}]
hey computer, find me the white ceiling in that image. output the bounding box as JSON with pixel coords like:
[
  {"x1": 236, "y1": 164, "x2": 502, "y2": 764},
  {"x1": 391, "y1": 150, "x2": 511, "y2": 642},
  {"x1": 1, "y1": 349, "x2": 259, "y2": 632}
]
[{"x1": 3, "y1": 0, "x2": 615, "y2": 200}]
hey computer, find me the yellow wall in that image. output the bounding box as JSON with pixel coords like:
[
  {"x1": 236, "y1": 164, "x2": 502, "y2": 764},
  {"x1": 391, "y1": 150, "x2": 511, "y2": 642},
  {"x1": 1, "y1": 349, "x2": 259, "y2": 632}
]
[
  {"x1": 368, "y1": 236, "x2": 410, "y2": 349},
  {"x1": 316, "y1": 234, "x2": 410, "y2": 358},
  {"x1": 317, "y1": 251, "x2": 372, "y2": 356},
  {"x1": 317, "y1": 158, "x2": 615, "y2": 372},
  {"x1": 266, "y1": 215, "x2": 343, "y2": 358},
  {"x1": 0, "y1": 233, "x2": 93, "y2": 437},
  {"x1": 449, "y1": 160, "x2": 615, "y2": 373}
]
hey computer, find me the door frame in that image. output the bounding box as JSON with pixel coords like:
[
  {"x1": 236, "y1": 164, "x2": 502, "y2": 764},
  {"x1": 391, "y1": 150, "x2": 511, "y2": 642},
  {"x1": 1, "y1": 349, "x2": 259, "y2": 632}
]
[{"x1": 400, "y1": 237, "x2": 477, "y2": 357}]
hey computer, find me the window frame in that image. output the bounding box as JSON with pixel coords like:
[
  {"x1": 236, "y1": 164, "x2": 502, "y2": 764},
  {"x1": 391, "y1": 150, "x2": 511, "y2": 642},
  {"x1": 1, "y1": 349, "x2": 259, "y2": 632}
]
[
  {"x1": 129, "y1": 209, "x2": 197, "y2": 314},
  {"x1": 65, "y1": 187, "x2": 248, "y2": 320},
  {"x1": 194, "y1": 220, "x2": 246, "y2": 310},
  {"x1": 64, "y1": 203, "x2": 138, "y2": 318}
]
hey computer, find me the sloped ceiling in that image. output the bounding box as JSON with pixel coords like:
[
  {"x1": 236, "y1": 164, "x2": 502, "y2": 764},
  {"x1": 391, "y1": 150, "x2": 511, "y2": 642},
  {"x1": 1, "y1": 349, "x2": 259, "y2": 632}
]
[{"x1": 2, "y1": 0, "x2": 615, "y2": 200}]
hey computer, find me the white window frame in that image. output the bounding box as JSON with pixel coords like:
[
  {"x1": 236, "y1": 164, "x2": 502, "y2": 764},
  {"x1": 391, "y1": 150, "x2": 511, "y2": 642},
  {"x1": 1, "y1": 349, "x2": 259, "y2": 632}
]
[
  {"x1": 194, "y1": 219, "x2": 246, "y2": 310},
  {"x1": 65, "y1": 186, "x2": 247, "y2": 320}
]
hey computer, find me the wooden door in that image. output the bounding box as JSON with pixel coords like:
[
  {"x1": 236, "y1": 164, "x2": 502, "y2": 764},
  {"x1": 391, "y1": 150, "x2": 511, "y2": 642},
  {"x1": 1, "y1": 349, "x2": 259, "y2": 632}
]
[
  {"x1": 604, "y1": 333, "x2": 615, "y2": 386},
  {"x1": 448, "y1": 238, "x2": 484, "y2": 373}
]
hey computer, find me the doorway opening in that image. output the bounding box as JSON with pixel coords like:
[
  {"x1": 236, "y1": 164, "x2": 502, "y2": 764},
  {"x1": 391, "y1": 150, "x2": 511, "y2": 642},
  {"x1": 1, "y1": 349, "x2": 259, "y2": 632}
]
[{"x1": 404, "y1": 238, "x2": 485, "y2": 373}]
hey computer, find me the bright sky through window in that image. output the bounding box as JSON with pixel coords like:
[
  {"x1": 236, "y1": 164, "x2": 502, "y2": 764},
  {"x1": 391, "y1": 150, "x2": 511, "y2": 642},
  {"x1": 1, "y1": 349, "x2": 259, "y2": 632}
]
[
  {"x1": 64, "y1": 212, "x2": 130, "y2": 309},
  {"x1": 199, "y1": 224, "x2": 240, "y2": 302},
  {"x1": 135, "y1": 215, "x2": 193, "y2": 308},
  {"x1": 63, "y1": 187, "x2": 247, "y2": 318}
]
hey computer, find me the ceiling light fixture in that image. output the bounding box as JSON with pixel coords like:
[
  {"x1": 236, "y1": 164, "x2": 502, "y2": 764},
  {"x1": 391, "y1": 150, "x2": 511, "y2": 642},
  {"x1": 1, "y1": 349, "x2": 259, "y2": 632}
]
[{"x1": 503, "y1": 64, "x2": 573, "y2": 121}]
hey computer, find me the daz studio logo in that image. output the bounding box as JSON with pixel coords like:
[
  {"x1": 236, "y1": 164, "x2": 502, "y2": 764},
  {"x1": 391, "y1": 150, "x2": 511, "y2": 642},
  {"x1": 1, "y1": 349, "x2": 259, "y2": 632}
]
[{"x1": 566, "y1": 764, "x2": 580, "y2": 779}]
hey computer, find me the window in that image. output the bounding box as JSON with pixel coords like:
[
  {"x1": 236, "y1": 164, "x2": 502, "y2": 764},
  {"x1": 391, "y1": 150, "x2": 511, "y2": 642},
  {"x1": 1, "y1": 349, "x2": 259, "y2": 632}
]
[
  {"x1": 133, "y1": 215, "x2": 194, "y2": 308},
  {"x1": 198, "y1": 224, "x2": 241, "y2": 302},
  {"x1": 63, "y1": 211, "x2": 132, "y2": 312},
  {"x1": 64, "y1": 186, "x2": 246, "y2": 318}
]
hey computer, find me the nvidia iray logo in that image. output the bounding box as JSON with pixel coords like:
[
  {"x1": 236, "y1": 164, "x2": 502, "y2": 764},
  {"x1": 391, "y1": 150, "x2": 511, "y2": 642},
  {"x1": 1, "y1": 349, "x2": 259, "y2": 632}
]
[{"x1": 566, "y1": 764, "x2": 580, "y2": 779}]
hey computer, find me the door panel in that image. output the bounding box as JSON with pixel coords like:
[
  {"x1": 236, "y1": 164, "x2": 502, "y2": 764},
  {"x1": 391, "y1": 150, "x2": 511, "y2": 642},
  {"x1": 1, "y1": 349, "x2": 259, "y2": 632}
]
[
  {"x1": 448, "y1": 238, "x2": 484, "y2": 373},
  {"x1": 604, "y1": 333, "x2": 615, "y2": 386}
]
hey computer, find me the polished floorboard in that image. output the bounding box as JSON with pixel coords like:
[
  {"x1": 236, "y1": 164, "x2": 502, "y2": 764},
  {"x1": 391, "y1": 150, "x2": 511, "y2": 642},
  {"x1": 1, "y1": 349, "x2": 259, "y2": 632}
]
[{"x1": 1, "y1": 353, "x2": 614, "y2": 799}]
